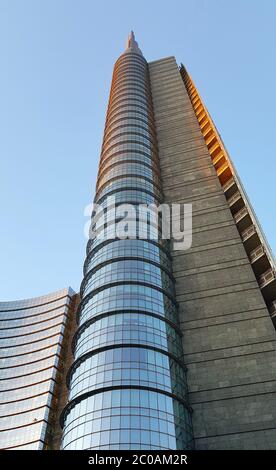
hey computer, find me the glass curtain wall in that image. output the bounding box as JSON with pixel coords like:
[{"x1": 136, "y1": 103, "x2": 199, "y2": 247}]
[{"x1": 0, "y1": 288, "x2": 74, "y2": 450}]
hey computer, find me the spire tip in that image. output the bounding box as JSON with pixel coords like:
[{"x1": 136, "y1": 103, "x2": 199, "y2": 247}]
[{"x1": 125, "y1": 31, "x2": 143, "y2": 56}]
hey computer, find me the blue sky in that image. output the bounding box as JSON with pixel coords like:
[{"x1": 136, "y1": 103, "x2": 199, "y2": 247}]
[{"x1": 0, "y1": 0, "x2": 275, "y2": 300}]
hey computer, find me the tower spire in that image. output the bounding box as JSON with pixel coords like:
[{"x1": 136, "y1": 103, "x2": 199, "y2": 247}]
[{"x1": 124, "y1": 30, "x2": 143, "y2": 56}]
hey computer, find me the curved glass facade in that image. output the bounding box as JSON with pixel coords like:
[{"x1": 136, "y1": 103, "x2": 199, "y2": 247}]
[
  {"x1": 61, "y1": 33, "x2": 193, "y2": 450},
  {"x1": 0, "y1": 288, "x2": 75, "y2": 450}
]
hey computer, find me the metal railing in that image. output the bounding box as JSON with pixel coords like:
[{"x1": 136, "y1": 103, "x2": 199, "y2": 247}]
[
  {"x1": 241, "y1": 225, "x2": 256, "y2": 242},
  {"x1": 250, "y1": 245, "x2": 265, "y2": 263},
  {"x1": 234, "y1": 206, "x2": 248, "y2": 223},
  {"x1": 259, "y1": 268, "x2": 276, "y2": 288}
]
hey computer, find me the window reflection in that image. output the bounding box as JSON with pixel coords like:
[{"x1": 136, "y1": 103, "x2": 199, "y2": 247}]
[{"x1": 62, "y1": 389, "x2": 193, "y2": 450}]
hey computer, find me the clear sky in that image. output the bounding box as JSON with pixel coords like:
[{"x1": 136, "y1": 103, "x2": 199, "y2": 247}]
[{"x1": 0, "y1": 0, "x2": 275, "y2": 300}]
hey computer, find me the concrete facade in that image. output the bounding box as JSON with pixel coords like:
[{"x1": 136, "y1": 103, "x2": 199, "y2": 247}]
[{"x1": 148, "y1": 57, "x2": 276, "y2": 449}]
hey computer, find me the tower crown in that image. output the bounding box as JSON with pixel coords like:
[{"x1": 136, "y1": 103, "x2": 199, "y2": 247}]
[{"x1": 124, "y1": 30, "x2": 143, "y2": 56}]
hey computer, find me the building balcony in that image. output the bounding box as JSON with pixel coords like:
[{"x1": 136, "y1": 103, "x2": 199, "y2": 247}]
[
  {"x1": 201, "y1": 121, "x2": 210, "y2": 135},
  {"x1": 203, "y1": 128, "x2": 213, "y2": 142},
  {"x1": 233, "y1": 206, "x2": 252, "y2": 233},
  {"x1": 192, "y1": 95, "x2": 200, "y2": 107},
  {"x1": 222, "y1": 177, "x2": 237, "y2": 198},
  {"x1": 216, "y1": 161, "x2": 232, "y2": 186},
  {"x1": 213, "y1": 150, "x2": 225, "y2": 167},
  {"x1": 209, "y1": 141, "x2": 220, "y2": 156},
  {"x1": 227, "y1": 191, "x2": 245, "y2": 213},
  {"x1": 195, "y1": 102, "x2": 203, "y2": 114},
  {"x1": 249, "y1": 245, "x2": 270, "y2": 276},
  {"x1": 250, "y1": 245, "x2": 265, "y2": 263},
  {"x1": 269, "y1": 301, "x2": 276, "y2": 329},
  {"x1": 234, "y1": 206, "x2": 247, "y2": 222},
  {"x1": 228, "y1": 191, "x2": 242, "y2": 207},
  {"x1": 269, "y1": 300, "x2": 276, "y2": 319},
  {"x1": 242, "y1": 225, "x2": 256, "y2": 242},
  {"x1": 197, "y1": 109, "x2": 206, "y2": 123},
  {"x1": 241, "y1": 224, "x2": 259, "y2": 252},
  {"x1": 259, "y1": 268, "x2": 276, "y2": 288},
  {"x1": 206, "y1": 134, "x2": 216, "y2": 148},
  {"x1": 259, "y1": 268, "x2": 276, "y2": 303}
]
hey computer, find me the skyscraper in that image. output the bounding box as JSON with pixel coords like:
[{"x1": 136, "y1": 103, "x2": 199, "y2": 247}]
[
  {"x1": 1, "y1": 33, "x2": 276, "y2": 451},
  {"x1": 60, "y1": 31, "x2": 194, "y2": 451}
]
